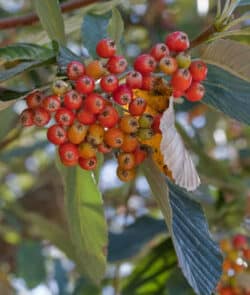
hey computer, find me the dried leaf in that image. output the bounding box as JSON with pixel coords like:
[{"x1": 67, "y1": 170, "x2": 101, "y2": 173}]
[{"x1": 160, "y1": 97, "x2": 200, "y2": 191}]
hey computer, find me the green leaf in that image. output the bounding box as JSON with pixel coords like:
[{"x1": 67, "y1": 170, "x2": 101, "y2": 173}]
[
  {"x1": 122, "y1": 239, "x2": 177, "y2": 295},
  {"x1": 59, "y1": 165, "x2": 108, "y2": 284},
  {"x1": 0, "y1": 108, "x2": 17, "y2": 140},
  {"x1": 73, "y1": 278, "x2": 101, "y2": 295},
  {"x1": 142, "y1": 159, "x2": 223, "y2": 295},
  {"x1": 238, "y1": 0, "x2": 250, "y2": 5},
  {"x1": 33, "y1": 0, "x2": 66, "y2": 45},
  {"x1": 0, "y1": 43, "x2": 54, "y2": 64},
  {"x1": 203, "y1": 64, "x2": 250, "y2": 124},
  {"x1": 201, "y1": 39, "x2": 250, "y2": 83},
  {"x1": 16, "y1": 240, "x2": 46, "y2": 288},
  {"x1": 81, "y1": 13, "x2": 111, "y2": 58},
  {"x1": 107, "y1": 8, "x2": 124, "y2": 49},
  {"x1": 166, "y1": 268, "x2": 195, "y2": 295},
  {"x1": 108, "y1": 216, "x2": 167, "y2": 263},
  {"x1": 168, "y1": 180, "x2": 223, "y2": 295}
]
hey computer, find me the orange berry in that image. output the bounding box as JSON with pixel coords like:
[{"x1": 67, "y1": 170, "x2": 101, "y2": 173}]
[
  {"x1": 121, "y1": 134, "x2": 138, "y2": 153},
  {"x1": 220, "y1": 239, "x2": 232, "y2": 253},
  {"x1": 117, "y1": 153, "x2": 136, "y2": 170},
  {"x1": 85, "y1": 60, "x2": 105, "y2": 79},
  {"x1": 222, "y1": 259, "x2": 232, "y2": 272},
  {"x1": 104, "y1": 128, "x2": 124, "y2": 148},
  {"x1": 87, "y1": 124, "x2": 104, "y2": 145},
  {"x1": 117, "y1": 167, "x2": 136, "y2": 182},
  {"x1": 67, "y1": 122, "x2": 88, "y2": 144},
  {"x1": 98, "y1": 142, "x2": 112, "y2": 154},
  {"x1": 119, "y1": 115, "x2": 139, "y2": 134},
  {"x1": 78, "y1": 142, "x2": 97, "y2": 159}
]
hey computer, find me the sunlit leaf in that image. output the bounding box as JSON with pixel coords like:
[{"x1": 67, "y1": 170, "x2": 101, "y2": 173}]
[
  {"x1": 0, "y1": 43, "x2": 54, "y2": 65},
  {"x1": 33, "y1": 0, "x2": 66, "y2": 45},
  {"x1": 81, "y1": 13, "x2": 111, "y2": 58},
  {"x1": 203, "y1": 64, "x2": 250, "y2": 124},
  {"x1": 107, "y1": 8, "x2": 124, "y2": 51},
  {"x1": 160, "y1": 98, "x2": 200, "y2": 192},
  {"x1": 59, "y1": 165, "x2": 108, "y2": 284}
]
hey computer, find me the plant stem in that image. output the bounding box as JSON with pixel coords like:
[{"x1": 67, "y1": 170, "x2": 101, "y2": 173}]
[
  {"x1": 0, "y1": 0, "x2": 101, "y2": 30},
  {"x1": 190, "y1": 24, "x2": 218, "y2": 49},
  {"x1": 113, "y1": 263, "x2": 121, "y2": 295}
]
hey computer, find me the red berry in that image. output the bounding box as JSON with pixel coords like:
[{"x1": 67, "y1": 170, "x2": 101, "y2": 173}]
[
  {"x1": 171, "y1": 69, "x2": 192, "y2": 92},
  {"x1": 42, "y1": 95, "x2": 61, "y2": 112},
  {"x1": 232, "y1": 234, "x2": 247, "y2": 249},
  {"x1": 75, "y1": 75, "x2": 95, "y2": 94},
  {"x1": 26, "y1": 91, "x2": 43, "y2": 108},
  {"x1": 189, "y1": 60, "x2": 208, "y2": 82},
  {"x1": 113, "y1": 84, "x2": 133, "y2": 105},
  {"x1": 79, "y1": 156, "x2": 97, "y2": 170},
  {"x1": 96, "y1": 38, "x2": 116, "y2": 58},
  {"x1": 129, "y1": 97, "x2": 147, "y2": 116},
  {"x1": 141, "y1": 75, "x2": 156, "y2": 91},
  {"x1": 173, "y1": 89, "x2": 184, "y2": 99},
  {"x1": 185, "y1": 82, "x2": 205, "y2": 102},
  {"x1": 243, "y1": 248, "x2": 250, "y2": 260},
  {"x1": 152, "y1": 114, "x2": 162, "y2": 133},
  {"x1": 134, "y1": 146, "x2": 147, "y2": 165},
  {"x1": 106, "y1": 55, "x2": 128, "y2": 74},
  {"x1": 59, "y1": 143, "x2": 79, "y2": 166},
  {"x1": 67, "y1": 61, "x2": 85, "y2": 80},
  {"x1": 165, "y1": 31, "x2": 190, "y2": 52},
  {"x1": 150, "y1": 43, "x2": 169, "y2": 61},
  {"x1": 98, "y1": 105, "x2": 119, "y2": 128},
  {"x1": 98, "y1": 142, "x2": 112, "y2": 154},
  {"x1": 100, "y1": 74, "x2": 119, "y2": 93},
  {"x1": 64, "y1": 90, "x2": 82, "y2": 110},
  {"x1": 20, "y1": 108, "x2": 34, "y2": 127},
  {"x1": 134, "y1": 54, "x2": 156, "y2": 75},
  {"x1": 84, "y1": 93, "x2": 105, "y2": 114},
  {"x1": 33, "y1": 107, "x2": 50, "y2": 127},
  {"x1": 47, "y1": 124, "x2": 67, "y2": 145},
  {"x1": 126, "y1": 71, "x2": 143, "y2": 89},
  {"x1": 77, "y1": 108, "x2": 96, "y2": 125},
  {"x1": 55, "y1": 107, "x2": 75, "y2": 126}
]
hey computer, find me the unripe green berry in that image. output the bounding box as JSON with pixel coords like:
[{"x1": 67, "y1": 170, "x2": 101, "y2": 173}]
[
  {"x1": 138, "y1": 113, "x2": 154, "y2": 128},
  {"x1": 137, "y1": 128, "x2": 154, "y2": 140},
  {"x1": 52, "y1": 80, "x2": 70, "y2": 95},
  {"x1": 176, "y1": 52, "x2": 191, "y2": 69}
]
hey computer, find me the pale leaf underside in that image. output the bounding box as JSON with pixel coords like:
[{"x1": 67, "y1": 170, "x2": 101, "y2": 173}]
[{"x1": 160, "y1": 98, "x2": 200, "y2": 191}]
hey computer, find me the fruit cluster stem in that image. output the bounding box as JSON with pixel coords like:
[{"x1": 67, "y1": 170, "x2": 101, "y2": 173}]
[{"x1": 190, "y1": 24, "x2": 217, "y2": 49}]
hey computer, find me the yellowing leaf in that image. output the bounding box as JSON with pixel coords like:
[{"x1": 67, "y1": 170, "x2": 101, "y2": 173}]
[
  {"x1": 201, "y1": 39, "x2": 250, "y2": 83},
  {"x1": 160, "y1": 98, "x2": 200, "y2": 191}
]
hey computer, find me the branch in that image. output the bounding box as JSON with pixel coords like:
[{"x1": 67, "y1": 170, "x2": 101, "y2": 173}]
[{"x1": 0, "y1": 0, "x2": 100, "y2": 30}]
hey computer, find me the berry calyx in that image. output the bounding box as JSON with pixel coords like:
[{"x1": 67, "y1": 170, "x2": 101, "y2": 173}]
[
  {"x1": 165, "y1": 31, "x2": 190, "y2": 52},
  {"x1": 100, "y1": 74, "x2": 119, "y2": 93},
  {"x1": 84, "y1": 93, "x2": 105, "y2": 114},
  {"x1": 150, "y1": 43, "x2": 169, "y2": 61},
  {"x1": 129, "y1": 97, "x2": 147, "y2": 116},
  {"x1": 117, "y1": 152, "x2": 136, "y2": 170},
  {"x1": 96, "y1": 38, "x2": 116, "y2": 58},
  {"x1": 47, "y1": 124, "x2": 67, "y2": 145},
  {"x1": 104, "y1": 127, "x2": 124, "y2": 148},
  {"x1": 75, "y1": 75, "x2": 95, "y2": 94},
  {"x1": 159, "y1": 56, "x2": 178, "y2": 75},
  {"x1": 113, "y1": 84, "x2": 133, "y2": 105},
  {"x1": 33, "y1": 107, "x2": 51, "y2": 127},
  {"x1": 87, "y1": 124, "x2": 105, "y2": 145},
  {"x1": 117, "y1": 167, "x2": 136, "y2": 182},
  {"x1": 120, "y1": 115, "x2": 139, "y2": 133},
  {"x1": 59, "y1": 143, "x2": 79, "y2": 166},
  {"x1": 67, "y1": 61, "x2": 85, "y2": 80},
  {"x1": 134, "y1": 54, "x2": 156, "y2": 75},
  {"x1": 98, "y1": 105, "x2": 119, "y2": 128},
  {"x1": 79, "y1": 157, "x2": 97, "y2": 170},
  {"x1": 26, "y1": 91, "x2": 43, "y2": 108},
  {"x1": 189, "y1": 60, "x2": 208, "y2": 81},
  {"x1": 20, "y1": 108, "x2": 34, "y2": 127},
  {"x1": 42, "y1": 95, "x2": 61, "y2": 113},
  {"x1": 126, "y1": 71, "x2": 143, "y2": 89},
  {"x1": 55, "y1": 107, "x2": 75, "y2": 126},
  {"x1": 106, "y1": 55, "x2": 128, "y2": 74},
  {"x1": 185, "y1": 82, "x2": 205, "y2": 102},
  {"x1": 64, "y1": 90, "x2": 82, "y2": 110},
  {"x1": 52, "y1": 80, "x2": 69, "y2": 95}
]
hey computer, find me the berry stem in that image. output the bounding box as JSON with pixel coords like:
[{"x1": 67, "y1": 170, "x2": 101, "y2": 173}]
[{"x1": 190, "y1": 24, "x2": 217, "y2": 49}]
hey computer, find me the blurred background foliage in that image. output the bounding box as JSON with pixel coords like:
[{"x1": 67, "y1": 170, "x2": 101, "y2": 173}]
[{"x1": 0, "y1": 0, "x2": 250, "y2": 294}]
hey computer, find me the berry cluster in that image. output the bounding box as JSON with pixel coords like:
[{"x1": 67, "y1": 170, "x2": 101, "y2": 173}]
[
  {"x1": 20, "y1": 31, "x2": 208, "y2": 181},
  {"x1": 218, "y1": 234, "x2": 250, "y2": 295}
]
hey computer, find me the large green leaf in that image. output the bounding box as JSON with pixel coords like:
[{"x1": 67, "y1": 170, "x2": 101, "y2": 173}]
[
  {"x1": 16, "y1": 240, "x2": 46, "y2": 288},
  {"x1": 81, "y1": 13, "x2": 111, "y2": 58},
  {"x1": 0, "y1": 108, "x2": 17, "y2": 141},
  {"x1": 122, "y1": 239, "x2": 177, "y2": 295},
  {"x1": 0, "y1": 43, "x2": 54, "y2": 64},
  {"x1": 166, "y1": 268, "x2": 195, "y2": 295},
  {"x1": 142, "y1": 159, "x2": 223, "y2": 295},
  {"x1": 203, "y1": 64, "x2": 250, "y2": 124},
  {"x1": 107, "y1": 8, "x2": 124, "y2": 50},
  {"x1": 108, "y1": 216, "x2": 167, "y2": 263},
  {"x1": 59, "y1": 165, "x2": 108, "y2": 284},
  {"x1": 73, "y1": 278, "x2": 101, "y2": 295},
  {"x1": 33, "y1": 0, "x2": 66, "y2": 45}
]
